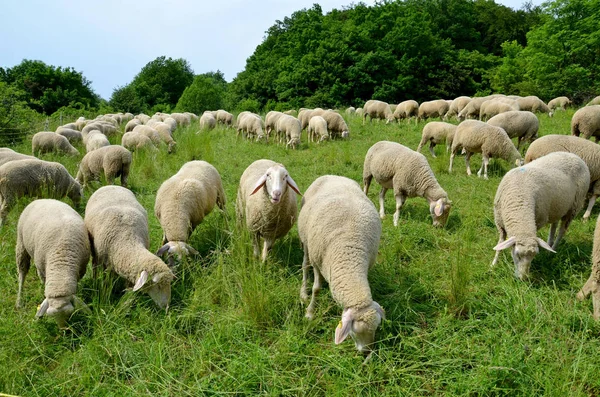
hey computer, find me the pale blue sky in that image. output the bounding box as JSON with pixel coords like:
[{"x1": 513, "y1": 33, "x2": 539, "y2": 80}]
[{"x1": 0, "y1": 0, "x2": 541, "y2": 100}]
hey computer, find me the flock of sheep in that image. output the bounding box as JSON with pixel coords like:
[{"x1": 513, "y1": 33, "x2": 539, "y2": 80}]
[{"x1": 2, "y1": 92, "x2": 600, "y2": 354}]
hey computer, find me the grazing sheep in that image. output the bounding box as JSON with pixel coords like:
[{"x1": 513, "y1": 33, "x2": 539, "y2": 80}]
[
  {"x1": 307, "y1": 115, "x2": 329, "y2": 142},
  {"x1": 548, "y1": 96, "x2": 571, "y2": 111},
  {"x1": 321, "y1": 110, "x2": 350, "y2": 139},
  {"x1": 85, "y1": 131, "x2": 110, "y2": 152},
  {"x1": 298, "y1": 175, "x2": 384, "y2": 353},
  {"x1": 0, "y1": 148, "x2": 36, "y2": 167},
  {"x1": 85, "y1": 186, "x2": 174, "y2": 309},
  {"x1": 479, "y1": 98, "x2": 519, "y2": 121},
  {"x1": 417, "y1": 122, "x2": 458, "y2": 157},
  {"x1": 170, "y1": 112, "x2": 192, "y2": 127},
  {"x1": 151, "y1": 122, "x2": 177, "y2": 153},
  {"x1": 15, "y1": 199, "x2": 90, "y2": 327},
  {"x1": 525, "y1": 134, "x2": 600, "y2": 220},
  {"x1": 571, "y1": 105, "x2": 600, "y2": 141},
  {"x1": 577, "y1": 215, "x2": 600, "y2": 319},
  {"x1": 163, "y1": 117, "x2": 178, "y2": 132},
  {"x1": 418, "y1": 100, "x2": 450, "y2": 122},
  {"x1": 216, "y1": 110, "x2": 234, "y2": 127},
  {"x1": 125, "y1": 119, "x2": 142, "y2": 132},
  {"x1": 298, "y1": 108, "x2": 324, "y2": 130},
  {"x1": 154, "y1": 161, "x2": 226, "y2": 264},
  {"x1": 236, "y1": 159, "x2": 301, "y2": 262},
  {"x1": 363, "y1": 141, "x2": 452, "y2": 227},
  {"x1": 135, "y1": 114, "x2": 151, "y2": 124},
  {"x1": 0, "y1": 159, "x2": 83, "y2": 226},
  {"x1": 82, "y1": 122, "x2": 118, "y2": 141},
  {"x1": 516, "y1": 96, "x2": 552, "y2": 116},
  {"x1": 449, "y1": 120, "x2": 522, "y2": 179},
  {"x1": 492, "y1": 152, "x2": 589, "y2": 280},
  {"x1": 184, "y1": 112, "x2": 199, "y2": 122},
  {"x1": 237, "y1": 113, "x2": 265, "y2": 142},
  {"x1": 274, "y1": 114, "x2": 301, "y2": 149},
  {"x1": 265, "y1": 111, "x2": 285, "y2": 139},
  {"x1": 363, "y1": 100, "x2": 395, "y2": 124},
  {"x1": 393, "y1": 100, "x2": 419, "y2": 123},
  {"x1": 32, "y1": 131, "x2": 79, "y2": 156},
  {"x1": 58, "y1": 123, "x2": 78, "y2": 131},
  {"x1": 76, "y1": 145, "x2": 132, "y2": 188},
  {"x1": 283, "y1": 109, "x2": 297, "y2": 116},
  {"x1": 56, "y1": 128, "x2": 83, "y2": 144},
  {"x1": 346, "y1": 106, "x2": 356, "y2": 115},
  {"x1": 487, "y1": 110, "x2": 539, "y2": 150},
  {"x1": 199, "y1": 112, "x2": 216, "y2": 131},
  {"x1": 121, "y1": 131, "x2": 157, "y2": 152},
  {"x1": 132, "y1": 125, "x2": 163, "y2": 147},
  {"x1": 457, "y1": 96, "x2": 492, "y2": 121},
  {"x1": 588, "y1": 96, "x2": 600, "y2": 106},
  {"x1": 356, "y1": 108, "x2": 364, "y2": 117},
  {"x1": 444, "y1": 96, "x2": 471, "y2": 121}
]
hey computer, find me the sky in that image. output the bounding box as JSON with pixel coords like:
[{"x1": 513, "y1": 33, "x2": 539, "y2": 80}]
[{"x1": 0, "y1": 0, "x2": 542, "y2": 100}]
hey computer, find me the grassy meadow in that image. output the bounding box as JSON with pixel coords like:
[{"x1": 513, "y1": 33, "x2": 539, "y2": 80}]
[{"x1": 1, "y1": 109, "x2": 600, "y2": 396}]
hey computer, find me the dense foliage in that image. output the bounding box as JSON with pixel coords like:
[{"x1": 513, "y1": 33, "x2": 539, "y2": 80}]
[{"x1": 175, "y1": 71, "x2": 229, "y2": 114}]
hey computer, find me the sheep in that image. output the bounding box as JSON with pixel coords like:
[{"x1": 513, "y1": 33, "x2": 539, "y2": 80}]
[
  {"x1": 449, "y1": 120, "x2": 523, "y2": 179},
  {"x1": 363, "y1": 141, "x2": 452, "y2": 227},
  {"x1": 76, "y1": 145, "x2": 132, "y2": 188},
  {"x1": 346, "y1": 106, "x2": 356, "y2": 115},
  {"x1": 236, "y1": 159, "x2": 301, "y2": 262},
  {"x1": 307, "y1": 115, "x2": 329, "y2": 142},
  {"x1": 321, "y1": 110, "x2": 350, "y2": 139},
  {"x1": 154, "y1": 161, "x2": 226, "y2": 264},
  {"x1": 121, "y1": 131, "x2": 157, "y2": 152},
  {"x1": 479, "y1": 98, "x2": 519, "y2": 121},
  {"x1": 457, "y1": 96, "x2": 493, "y2": 121},
  {"x1": 135, "y1": 113, "x2": 151, "y2": 124},
  {"x1": 163, "y1": 117, "x2": 178, "y2": 132},
  {"x1": 548, "y1": 96, "x2": 571, "y2": 111},
  {"x1": 15, "y1": 199, "x2": 90, "y2": 327},
  {"x1": 82, "y1": 122, "x2": 118, "y2": 140},
  {"x1": 237, "y1": 113, "x2": 265, "y2": 142},
  {"x1": 416, "y1": 122, "x2": 458, "y2": 157},
  {"x1": 418, "y1": 99, "x2": 450, "y2": 122},
  {"x1": 75, "y1": 118, "x2": 87, "y2": 131},
  {"x1": 58, "y1": 123, "x2": 78, "y2": 131},
  {"x1": 199, "y1": 112, "x2": 217, "y2": 131},
  {"x1": 356, "y1": 108, "x2": 364, "y2": 117},
  {"x1": 85, "y1": 186, "x2": 174, "y2": 309},
  {"x1": 525, "y1": 134, "x2": 600, "y2": 220},
  {"x1": 571, "y1": 105, "x2": 600, "y2": 141},
  {"x1": 0, "y1": 159, "x2": 83, "y2": 226},
  {"x1": 170, "y1": 112, "x2": 191, "y2": 127},
  {"x1": 132, "y1": 125, "x2": 163, "y2": 147},
  {"x1": 216, "y1": 110, "x2": 234, "y2": 127},
  {"x1": 85, "y1": 131, "x2": 111, "y2": 152},
  {"x1": 390, "y1": 103, "x2": 398, "y2": 113},
  {"x1": 577, "y1": 215, "x2": 600, "y2": 319},
  {"x1": 516, "y1": 96, "x2": 552, "y2": 116},
  {"x1": 362, "y1": 100, "x2": 395, "y2": 124},
  {"x1": 588, "y1": 96, "x2": 600, "y2": 106},
  {"x1": 274, "y1": 114, "x2": 301, "y2": 149},
  {"x1": 491, "y1": 152, "x2": 589, "y2": 280},
  {"x1": 32, "y1": 131, "x2": 79, "y2": 156},
  {"x1": 298, "y1": 108, "x2": 324, "y2": 130},
  {"x1": 125, "y1": 118, "x2": 142, "y2": 132},
  {"x1": 184, "y1": 112, "x2": 199, "y2": 122},
  {"x1": 0, "y1": 148, "x2": 36, "y2": 167},
  {"x1": 151, "y1": 122, "x2": 177, "y2": 152},
  {"x1": 283, "y1": 109, "x2": 297, "y2": 116},
  {"x1": 264, "y1": 111, "x2": 285, "y2": 139},
  {"x1": 444, "y1": 96, "x2": 471, "y2": 120},
  {"x1": 487, "y1": 110, "x2": 539, "y2": 150},
  {"x1": 298, "y1": 175, "x2": 384, "y2": 353},
  {"x1": 56, "y1": 128, "x2": 83, "y2": 144},
  {"x1": 393, "y1": 100, "x2": 419, "y2": 123}
]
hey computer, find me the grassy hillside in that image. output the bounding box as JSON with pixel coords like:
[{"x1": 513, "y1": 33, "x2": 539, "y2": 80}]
[{"x1": 1, "y1": 109, "x2": 599, "y2": 395}]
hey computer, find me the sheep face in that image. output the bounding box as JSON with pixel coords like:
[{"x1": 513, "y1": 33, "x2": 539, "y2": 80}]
[
  {"x1": 133, "y1": 269, "x2": 174, "y2": 310},
  {"x1": 68, "y1": 181, "x2": 84, "y2": 208},
  {"x1": 36, "y1": 297, "x2": 75, "y2": 328},
  {"x1": 250, "y1": 165, "x2": 302, "y2": 204},
  {"x1": 335, "y1": 302, "x2": 385, "y2": 353},
  {"x1": 494, "y1": 236, "x2": 556, "y2": 280},
  {"x1": 341, "y1": 130, "x2": 349, "y2": 139},
  {"x1": 430, "y1": 198, "x2": 451, "y2": 228}
]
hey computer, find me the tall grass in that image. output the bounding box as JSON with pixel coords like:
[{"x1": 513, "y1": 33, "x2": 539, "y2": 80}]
[{"x1": 1, "y1": 108, "x2": 600, "y2": 395}]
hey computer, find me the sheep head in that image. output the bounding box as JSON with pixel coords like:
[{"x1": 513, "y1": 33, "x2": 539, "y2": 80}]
[
  {"x1": 157, "y1": 241, "x2": 199, "y2": 266},
  {"x1": 335, "y1": 301, "x2": 385, "y2": 353},
  {"x1": 250, "y1": 164, "x2": 302, "y2": 204},
  {"x1": 133, "y1": 268, "x2": 174, "y2": 310},
  {"x1": 493, "y1": 236, "x2": 555, "y2": 280},
  {"x1": 429, "y1": 198, "x2": 452, "y2": 228},
  {"x1": 36, "y1": 295, "x2": 90, "y2": 328}
]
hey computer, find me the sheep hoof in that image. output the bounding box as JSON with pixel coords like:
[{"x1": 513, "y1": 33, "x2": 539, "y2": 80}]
[
  {"x1": 379, "y1": 213, "x2": 385, "y2": 220},
  {"x1": 305, "y1": 311, "x2": 315, "y2": 321},
  {"x1": 576, "y1": 291, "x2": 586, "y2": 301}
]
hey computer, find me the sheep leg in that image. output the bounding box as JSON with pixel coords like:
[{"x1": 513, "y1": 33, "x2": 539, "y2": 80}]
[
  {"x1": 305, "y1": 266, "x2": 323, "y2": 320},
  {"x1": 448, "y1": 151, "x2": 455, "y2": 173},
  {"x1": 577, "y1": 274, "x2": 600, "y2": 320},
  {"x1": 583, "y1": 195, "x2": 597, "y2": 221},
  {"x1": 15, "y1": 242, "x2": 31, "y2": 309},
  {"x1": 363, "y1": 174, "x2": 373, "y2": 195},
  {"x1": 379, "y1": 188, "x2": 388, "y2": 219},
  {"x1": 465, "y1": 152, "x2": 472, "y2": 176},
  {"x1": 0, "y1": 196, "x2": 13, "y2": 228},
  {"x1": 252, "y1": 234, "x2": 261, "y2": 258},
  {"x1": 491, "y1": 228, "x2": 507, "y2": 267},
  {"x1": 547, "y1": 223, "x2": 557, "y2": 247},
  {"x1": 477, "y1": 154, "x2": 489, "y2": 179},
  {"x1": 428, "y1": 142, "x2": 437, "y2": 158},
  {"x1": 261, "y1": 238, "x2": 273, "y2": 263},
  {"x1": 552, "y1": 217, "x2": 572, "y2": 250},
  {"x1": 300, "y1": 245, "x2": 310, "y2": 304},
  {"x1": 393, "y1": 193, "x2": 405, "y2": 227}
]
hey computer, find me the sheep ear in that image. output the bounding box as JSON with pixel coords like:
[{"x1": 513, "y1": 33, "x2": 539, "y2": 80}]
[
  {"x1": 133, "y1": 270, "x2": 149, "y2": 291},
  {"x1": 493, "y1": 236, "x2": 517, "y2": 251},
  {"x1": 36, "y1": 299, "x2": 49, "y2": 318},
  {"x1": 185, "y1": 243, "x2": 199, "y2": 256},
  {"x1": 536, "y1": 237, "x2": 556, "y2": 253},
  {"x1": 156, "y1": 243, "x2": 170, "y2": 257},
  {"x1": 372, "y1": 301, "x2": 385, "y2": 320},
  {"x1": 250, "y1": 174, "x2": 268, "y2": 195},
  {"x1": 152, "y1": 273, "x2": 163, "y2": 283},
  {"x1": 72, "y1": 296, "x2": 92, "y2": 315},
  {"x1": 335, "y1": 309, "x2": 354, "y2": 344},
  {"x1": 433, "y1": 199, "x2": 444, "y2": 216},
  {"x1": 286, "y1": 175, "x2": 302, "y2": 196}
]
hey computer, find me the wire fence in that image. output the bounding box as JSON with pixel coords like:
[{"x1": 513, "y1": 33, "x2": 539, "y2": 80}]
[{"x1": 0, "y1": 114, "x2": 74, "y2": 146}]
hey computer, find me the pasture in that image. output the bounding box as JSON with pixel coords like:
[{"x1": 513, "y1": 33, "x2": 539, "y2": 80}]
[{"x1": 1, "y1": 109, "x2": 599, "y2": 395}]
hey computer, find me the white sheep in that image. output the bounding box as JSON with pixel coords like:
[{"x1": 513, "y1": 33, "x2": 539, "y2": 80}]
[
  {"x1": 216, "y1": 110, "x2": 233, "y2": 127},
  {"x1": 449, "y1": 120, "x2": 523, "y2": 179},
  {"x1": 363, "y1": 100, "x2": 395, "y2": 124},
  {"x1": 571, "y1": 105, "x2": 600, "y2": 141},
  {"x1": 163, "y1": 117, "x2": 178, "y2": 132},
  {"x1": 298, "y1": 108, "x2": 324, "y2": 130},
  {"x1": 345, "y1": 106, "x2": 356, "y2": 115},
  {"x1": 76, "y1": 145, "x2": 132, "y2": 188},
  {"x1": 416, "y1": 122, "x2": 457, "y2": 157},
  {"x1": 0, "y1": 148, "x2": 36, "y2": 167},
  {"x1": 516, "y1": 96, "x2": 552, "y2": 117},
  {"x1": 283, "y1": 109, "x2": 297, "y2": 116},
  {"x1": 356, "y1": 108, "x2": 364, "y2": 117},
  {"x1": 154, "y1": 161, "x2": 226, "y2": 264},
  {"x1": 32, "y1": 131, "x2": 79, "y2": 156},
  {"x1": 548, "y1": 96, "x2": 571, "y2": 111},
  {"x1": 85, "y1": 186, "x2": 174, "y2": 309},
  {"x1": 56, "y1": 128, "x2": 83, "y2": 144},
  {"x1": 265, "y1": 111, "x2": 285, "y2": 139},
  {"x1": 151, "y1": 122, "x2": 177, "y2": 153},
  {"x1": 298, "y1": 175, "x2": 384, "y2": 353},
  {"x1": 487, "y1": 110, "x2": 539, "y2": 150},
  {"x1": 588, "y1": 96, "x2": 600, "y2": 106},
  {"x1": 307, "y1": 115, "x2": 329, "y2": 142},
  {"x1": 15, "y1": 199, "x2": 90, "y2": 327},
  {"x1": 236, "y1": 159, "x2": 301, "y2": 262},
  {"x1": 363, "y1": 141, "x2": 452, "y2": 227},
  {"x1": 321, "y1": 110, "x2": 350, "y2": 139},
  {"x1": 418, "y1": 99, "x2": 450, "y2": 122},
  {"x1": 492, "y1": 152, "x2": 589, "y2": 279},
  {"x1": 121, "y1": 131, "x2": 157, "y2": 152},
  {"x1": 125, "y1": 118, "x2": 142, "y2": 132},
  {"x1": 274, "y1": 114, "x2": 301, "y2": 149},
  {"x1": 170, "y1": 112, "x2": 192, "y2": 127},
  {"x1": 132, "y1": 125, "x2": 163, "y2": 147},
  {"x1": 237, "y1": 112, "x2": 265, "y2": 142},
  {"x1": 479, "y1": 98, "x2": 519, "y2": 121},
  {"x1": 457, "y1": 96, "x2": 491, "y2": 121},
  {"x1": 0, "y1": 159, "x2": 83, "y2": 227},
  {"x1": 444, "y1": 96, "x2": 470, "y2": 121},
  {"x1": 577, "y1": 214, "x2": 600, "y2": 319},
  {"x1": 525, "y1": 134, "x2": 600, "y2": 220},
  {"x1": 199, "y1": 112, "x2": 216, "y2": 131},
  {"x1": 393, "y1": 100, "x2": 419, "y2": 123},
  {"x1": 85, "y1": 131, "x2": 111, "y2": 152}
]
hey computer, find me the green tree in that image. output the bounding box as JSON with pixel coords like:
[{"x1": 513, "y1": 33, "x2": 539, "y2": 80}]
[
  {"x1": 0, "y1": 81, "x2": 40, "y2": 145},
  {"x1": 176, "y1": 71, "x2": 228, "y2": 114}
]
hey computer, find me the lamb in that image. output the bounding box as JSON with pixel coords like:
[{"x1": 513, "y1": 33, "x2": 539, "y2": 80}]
[
  {"x1": 393, "y1": 100, "x2": 419, "y2": 123},
  {"x1": 236, "y1": 159, "x2": 301, "y2": 262},
  {"x1": 85, "y1": 131, "x2": 111, "y2": 152},
  {"x1": 449, "y1": 120, "x2": 523, "y2": 179},
  {"x1": 125, "y1": 118, "x2": 142, "y2": 132},
  {"x1": 444, "y1": 96, "x2": 471, "y2": 121},
  {"x1": 307, "y1": 115, "x2": 329, "y2": 142},
  {"x1": 525, "y1": 134, "x2": 600, "y2": 220},
  {"x1": 298, "y1": 175, "x2": 384, "y2": 353},
  {"x1": 237, "y1": 112, "x2": 265, "y2": 142},
  {"x1": 0, "y1": 159, "x2": 83, "y2": 226},
  {"x1": 15, "y1": 199, "x2": 90, "y2": 327},
  {"x1": 418, "y1": 99, "x2": 450, "y2": 122},
  {"x1": 577, "y1": 215, "x2": 600, "y2": 319},
  {"x1": 363, "y1": 141, "x2": 452, "y2": 227},
  {"x1": 0, "y1": 148, "x2": 36, "y2": 167},
  {"x1": 516, "y1": 96, "x2": 552, "y2": 116},
  {"x1": 588, "y1": 96, "x2": 600, "y2": 106},
  {"x1": 416, "y1": 122, "x2": 457, "y2": 157},
  {"x1": 154, "y1": 161, "x2": 226, "y2": 264},
  {"x1": 571, "y1": 105, "x2": 600, "y2": 141},
  {"x1": 491, "y1": 152, "x2": 589, "y2": 280},
  {"x1": 199, "y1": 112, "x2": 216, "y2": 131},
  {"x1": 321, "y1": 110, "x2": 350, "y2": 139},
  {"x1": 216, "y1": 110, "x2": 234, "y2": 127},
  {"x1": 487, "y1": 110, "x2": 539, "y2": 150},
  {"x1": 548, "y1": 96, "x2": 571, "y2": 111},
  {"x1": 121, "y1": 131, "x2": 157, "y2": 152},
  {"x1": 56, "y1": 128, "x2": 83, "y2": 144},
  {"x1": 32, "y1": 131, "x2": 79, "y2": 156},
  {"x1": 362, "y1": 100, "x2": 395, "y2": 124},
  {"x1": 274, "y1": 114, "x2": 301, "y2": 149},
  {"x1": 85, "y1": 186, "x2": 174, "y2": 309},
  {"x1": 76, "y1": 145, "x2": 132, "y2": 188},
  {"x1": 479, "y1": 98, "x2": 519, "y2": 121}
]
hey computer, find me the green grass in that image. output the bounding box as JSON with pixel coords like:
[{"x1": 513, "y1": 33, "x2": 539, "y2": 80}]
[{"x1": 2, "y1": 109, "x2": 600, "y2": 395}]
